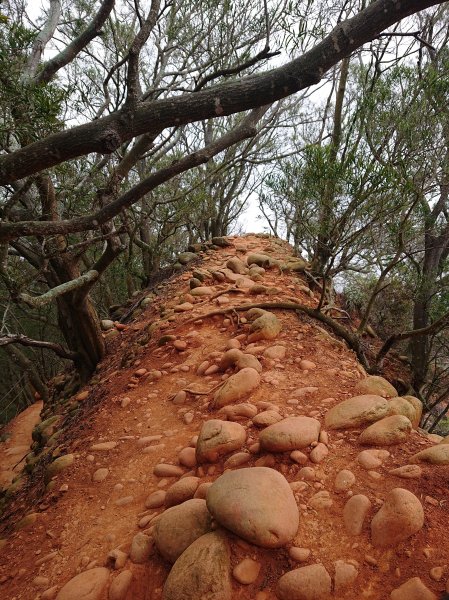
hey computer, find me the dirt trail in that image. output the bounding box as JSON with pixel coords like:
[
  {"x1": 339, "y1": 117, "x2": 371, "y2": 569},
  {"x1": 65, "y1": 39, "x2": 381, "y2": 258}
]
[
  {"x1": 0, "y1": 235, "x2": 447, "y2": 600},
  {"x1": 0, "y1": 402, "x2": 43, "y2": 490}
]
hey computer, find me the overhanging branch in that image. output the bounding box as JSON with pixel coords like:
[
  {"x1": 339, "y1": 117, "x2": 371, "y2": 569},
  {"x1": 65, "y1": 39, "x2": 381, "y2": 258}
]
[
  {"x1": 0, "y1": 334, "x2": 79, "y2": 361},
  {"x1": 0, "y1": 0, "x2": 444, "y2": 184},
  {"x1": 18, "y1": 270, "x2": 99, "y2": 308},
  {"x1": 0, "y1": 106, "x2": 270, "y2": 240}
]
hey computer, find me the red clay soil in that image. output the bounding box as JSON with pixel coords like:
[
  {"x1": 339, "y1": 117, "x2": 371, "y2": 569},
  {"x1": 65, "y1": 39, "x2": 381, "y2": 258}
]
[
  {"x1": 0, "y1": 402, "x2": 43, "y2": 491},
  {"x1": 0, "y1": 234, "x2": 447, "y2": 600}
]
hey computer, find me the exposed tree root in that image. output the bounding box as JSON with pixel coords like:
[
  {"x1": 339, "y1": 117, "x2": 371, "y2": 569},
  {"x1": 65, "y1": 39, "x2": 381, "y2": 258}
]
[{"x1": 176, "y1": 301, "x2": 373, "y2": 373}]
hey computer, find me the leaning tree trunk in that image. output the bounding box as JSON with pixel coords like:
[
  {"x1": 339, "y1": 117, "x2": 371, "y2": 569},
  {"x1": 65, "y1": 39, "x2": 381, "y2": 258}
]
[
  {"x1": 47, "y1": 256, "x2": 105, "y2": 382},
  {"x1": 55, "y1": 293, "x2": 105, "y2": 381}
]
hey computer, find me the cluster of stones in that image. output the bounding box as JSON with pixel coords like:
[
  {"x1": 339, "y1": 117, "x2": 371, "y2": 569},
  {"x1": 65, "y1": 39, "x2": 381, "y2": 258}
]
[
  {"x1": 325, "y1": 375, "x2": 449, "y2": 464},
  {"x1": 8, "y1": 238, "x2": 449, "y2": 600}
]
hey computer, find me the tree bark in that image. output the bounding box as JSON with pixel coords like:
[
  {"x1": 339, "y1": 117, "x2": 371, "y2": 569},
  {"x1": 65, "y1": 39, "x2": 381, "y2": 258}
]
[{"x1": 0, "y1": 0, "x2": 444, "y2": 185}]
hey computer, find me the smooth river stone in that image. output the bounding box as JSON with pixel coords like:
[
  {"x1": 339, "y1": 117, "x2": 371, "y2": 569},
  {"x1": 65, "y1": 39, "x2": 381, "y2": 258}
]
[
  {"x1": 56, "y1": 568, "x2": 109, "y2": 600},
  {"x1": 276, "y1": 564, "x2": 332, "y2": 600},
  {"x1": 371, "y1": 488, "x2": 424, "y2": 548},
  {"x1": 154, "y1": 499, "x2": 213, "y2": 563},
  {"x1": 324, "y1": 395, "x2": 389, "y2": 430},
  {"x1": 162, "y1": 531, "x2": 231, "y2": 600},
  {"x1": 353, "y1": 375, "x2": 397, "y2": 398},
  {"x1": 212, "y1": 368, "x2": 260, "y2": 408},
  {"x1": 358, "y1": 415, "x2": 412, "y2": 446},
  {"x1": 206, "y1": 467, "x2": 299, "y2": 548},
  {"x1": 259, "y1": 417, "x2": 320, "y2": 452},
  {"x1": 196, "y1": 419, "x2": 246, "y2": 464}
]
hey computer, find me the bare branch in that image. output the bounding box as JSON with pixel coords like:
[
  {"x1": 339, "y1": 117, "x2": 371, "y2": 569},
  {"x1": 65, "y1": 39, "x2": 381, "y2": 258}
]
[
  {"x1": 18, "y1": 270, "x2": 99, "y2": 308},
  {"x1": 377, "y1": 30, "x2": 437, "y2": 51},
  {"x1": 125, "y1": 0, "x2": 161, "y2": 105},
  {"x1": 0, "y1": 334, "x2": 79, "y2": 361},
  {"x1": 24, "y1": 0, "x2": 61, "y2": 81},
  {"x1": 0, "y1": 0, "x2": 444, "y2": 185},
  {"x1": 376, "y1": 310, "x2": 449, "y2": 367},
  {"x1": 0, "y1": 106, "x2": 270, "y2": 240},
  {"x1": 36, "y1": 0, "x2": 115, "y2": 85}
]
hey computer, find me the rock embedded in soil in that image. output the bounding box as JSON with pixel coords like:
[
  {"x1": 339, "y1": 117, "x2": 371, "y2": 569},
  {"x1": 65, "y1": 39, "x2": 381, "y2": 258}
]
[
  {"x1": 154, "y1": 498, "x2": 213, "y2": 563},
  {"x1": 195, "y1": 419, "x2": 246, "y2": 463},
  {"x1": 55, "y1": 567, "x2": 109, "y2": 600},
  {"x1": 334, "y1": 560, "x2": 358, "y2": 592},
  {"x1": 145, "y1": 490, "x2": 166, "y2": 508},
  {"x1": 45, "y1": 454, "x2": 74, "y2": 480},
  {"x1": 343, "y1": 494, "x2": 372, "y2": 535},
  {"x1": 165, "y1": 476, "x2": 200, "y2": 507},
  {"x1": 410, "y1": 444, "x2": 449, "y2": 465},
  {"x1": 219, "y1": 402, "x2": 257, "y2": 421},
  {"x1": 91, "y1": 441, "x2": 117, "y2": 451},
  {"x1": 325, "y1": 395, "x2": 389, "y2": 430},
  {"x1": 247, "y1": 308, "x2": 282, "y2": 342},
  {"x1": 206, "y1": 467, "x2": 299, "y2": 548},
  {"x1": 109, "y1": 570, "x2": 133, "y2": 600},
  {"x1": 223, "y1": 452, "x2": 251, "y2": 469},
  {"x1": 371, "y1": 488, "x2": 424, "y2": 548},
  {"x1": 194, "y1": 482, "x2": 213, "y2": 499},
  {"x1": 308, "y1": 490, "x2": 332, "y2": 510},
  {"x1": 354, "y1": 375, "x2": 397, "y2": 398},
  {"x1": 289, "y1": 547, "x2": 311, "y2": 562},
  {"x1": 233, "y1": 558, "x2": 261, "y2": 584},
  {"x1": 153, "y1": 464, "x2": 185, "y2": 477},
  {"x1": 276, "y1": 564, "x2": 332, "y2": 600},
  {"x1": 130, "y1": 532, "x2": 154, "y2": 563},
  {"x1": 92, "y1": 468, "x2": 109, "y2": 482},
  {"x1": 334, "y1": 469, "x2": 356, "y2": 492},
  {"x1": 253, "y1": 410, "x2": 283, "y2": 427},
  {"x1": 298, "y1": 359, "x2": 316, "y2": 370},
  {"x1": 162, "y1": 531, "x2": 231, "y2": 600},
  {"x1": 178, "y1": 446, "x2": 197, "y2": 468},
  {"x1": 212, "y1": 368, "x2": 261, "y2": 408},
  {"x1": 388, "y1": 397, "x2": 420, "y2": 428},
  {"x1": 259, "y1": 416, "x2": 320, "y2": 452},
  {"x1": 388, "y1": 464, "x2": 422, "y2": 479},
  {"x1": 263, "y1": 345, "x2": 286, "y2": 359},
  {"x1": 357, "y1": 449, "x2": 390, "y2": 469},
  {"x1": 42, "y1": 587, "x2": 59, "y2": 600},
  {"x1": 390, "y1": 577, "x2": 437, "y2": 600},
  {"x1": 227, "y1": 256, "x2": 248, "y2": 274},
  {"x1": 309, "y1": 442, "x2": 328, "y2": 463},
  {"x1": 359, "y1": 414, "x2": 412, "y2": 446},
  {"x1": 290, "y1": 450, "x2": 308, "y2": 465}
]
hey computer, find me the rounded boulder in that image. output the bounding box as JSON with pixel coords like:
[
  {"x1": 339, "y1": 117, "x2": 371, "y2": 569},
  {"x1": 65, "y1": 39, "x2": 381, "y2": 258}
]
[
  {"x1": 259, "y1": 417, "x2": 320, "y2": 452},
  {"x1": 276, "y1": 564, "x2": 332, "y2": 600},
  {"x1": 56, "y1": 567, "x2": 109, "y2": 600},
  {"x1": 206, "y1": 467, "x2": 299, "y2": 548},
  {"x1": 358, "y1": 415, "x2": 412, "y2": 446},
  {"x1": 162, "y1": 531, "x2": 231, "y2": 600},
  {"x1": 195, "y1": 420, "x2": 246, "y2": 464},
  {"x1": 154, "y1": 499, "x2": 213, "y2": 563},
  {"x1": 325, "y1": 395, "x2": 389, "y2": 430},
  {"x1": 354, "y1": 375, "x2": 397, "y2": 398},
  {"x1": 371, "y1": 488, "x2": 424, "y2": 548},
  {"x1": 212, "y1": 368, "x2": 260, "y2": 409}
]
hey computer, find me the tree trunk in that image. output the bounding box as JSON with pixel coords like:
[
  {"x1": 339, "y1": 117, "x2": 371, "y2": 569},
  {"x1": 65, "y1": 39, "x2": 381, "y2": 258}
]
[
  {"x1": 410, "y1": 297, "x2": 430, "y2": 391},
  {"x1": 47, "y1": 256, "x2": 105, "y2": 382},
  {"x1": 55, "y1": 293, "x2": 105, "y2": 381}
]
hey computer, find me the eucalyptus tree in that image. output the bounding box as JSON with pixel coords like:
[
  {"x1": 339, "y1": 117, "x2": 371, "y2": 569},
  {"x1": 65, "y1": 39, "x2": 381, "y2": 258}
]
[
  {"x1": 0, "y1": 0, "x2": 446, "y2": 388},
  {"x1": 360, "y1": 5, "x2": 449, "y2": 391}
]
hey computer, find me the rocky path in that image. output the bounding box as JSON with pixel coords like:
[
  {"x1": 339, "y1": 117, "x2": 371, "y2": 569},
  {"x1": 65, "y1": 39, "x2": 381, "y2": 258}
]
[
  {"x1": 0, "y1": 235, "x2": 448, "y2": 600},
  {"x1": 0, "y1": 401, "x2": 43, "y2": 491}
]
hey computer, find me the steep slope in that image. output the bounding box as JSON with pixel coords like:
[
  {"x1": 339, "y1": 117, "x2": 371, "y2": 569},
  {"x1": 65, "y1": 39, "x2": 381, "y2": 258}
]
[{"x1": 0, "y1": 234, "x2": 448, "y2": 600}]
